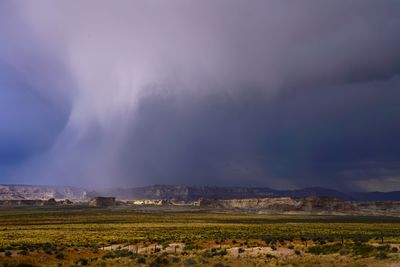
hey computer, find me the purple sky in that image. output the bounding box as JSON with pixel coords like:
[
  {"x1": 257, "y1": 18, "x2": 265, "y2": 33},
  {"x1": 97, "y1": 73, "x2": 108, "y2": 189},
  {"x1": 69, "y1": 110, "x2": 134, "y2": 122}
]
[{"x1": 1, "y1": 1, "x2": 400, "y2": 191}]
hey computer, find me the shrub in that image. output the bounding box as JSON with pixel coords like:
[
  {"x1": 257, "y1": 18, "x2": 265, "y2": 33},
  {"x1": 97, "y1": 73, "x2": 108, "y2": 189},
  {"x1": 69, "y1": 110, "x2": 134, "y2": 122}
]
[
  {"x1": 198, "y1": 257, "x2": 208, "y2": 264},
  {"x1": 351, "y1": 243, "x2": 375, "y2": 257},
  {"x1": 137, "y1": 257, "x2": 146, "y2": 264},
  {"x1": 102, "y1": 252, "x2": 114, "y2": 259},
  {"x1": 202, "y1": 251, "x2": 213, "y2": 258},
  {"x1": 15, "y1": 264, "x2": 34, "y2": 267},
  {"x1": 102, "y1": 249, "x2": 133, "y2": 259},
  {"x1": 352, "y1": 236, "x2": 370, "y2": 243},
  {"x1": 18, "y1": 250, "x2": 29, "y2": 256},
  {"x1": 161, "y1": 242, "x2": 170, "y2": 249},
  {"x1": 76, "y1": 258, "x2": 89, "y2": 266},
  {"x1": 170, "y1": 256, "x2": 180, "y2": 263},
  {"x1": 149, "y1": 256, "x2": 169, "y2": 267},
  {"x1": 184, "y1": 244, "x2": 202, "y2": 251},
  {"x1": 219, "y1": 248, "x2": 227, "y2": 256},
  {"x1": 183, "y1": 258, "x2": 196, "y2": 266},
  {"x1": 55, "y1": 252, "x2": 65, "y2": 259},
  {"x1": 377, "y1": 244, "x2": 390, "y2": 252},
  {"x1": 375, "y1": 251, "x2": 388, "y2": 259},
  {"x1": 308, "y1": 243, "x2": 342, "y2": 255}
]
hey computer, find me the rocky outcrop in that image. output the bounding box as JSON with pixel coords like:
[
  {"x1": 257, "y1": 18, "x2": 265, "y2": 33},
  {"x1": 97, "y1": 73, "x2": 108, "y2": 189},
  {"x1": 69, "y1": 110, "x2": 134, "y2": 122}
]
[
  {"x1": 96, "y1": 185, "x2": 191, "y2": 200},
  {"x1": 127, "y1": 199, "x2": 173, "y2": 205},
  {"x1": 357, "y1": 201, "x2": 400, "y2": 214},
  {"x1": 299, "y1": 196, "x2": 357, "y2": 212},
  {"x1": 0, "y1": 198, "x2": 71, "y2": 206},
  {"x1": 200, "y1": 197, "x2": 301, "y2": 211},
  {"x1": 60, "y1": 199, "x2": 73, "y2": 205},
  {"x1": 89, "y1": 197, "x2": 116, "y2": 207},
  {"x1": 0, "y1": 184, "x2": 87, "y2": 200},
  {"x1": 4, "y1": 184, "x2": 400, "y2": 202},
  {"x1": 199, "y1": 196, "x2": 358, "y2": 213},
  {"x1": 97, "y1": 185, "x2": 349, "y2": 201}
]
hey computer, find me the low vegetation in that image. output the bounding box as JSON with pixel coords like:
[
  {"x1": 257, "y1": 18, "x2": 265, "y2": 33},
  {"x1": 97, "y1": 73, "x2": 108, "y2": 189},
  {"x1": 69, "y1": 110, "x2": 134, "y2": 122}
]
[{"x1": 0, "y1": 206, "x2": 399, "y2": 266}]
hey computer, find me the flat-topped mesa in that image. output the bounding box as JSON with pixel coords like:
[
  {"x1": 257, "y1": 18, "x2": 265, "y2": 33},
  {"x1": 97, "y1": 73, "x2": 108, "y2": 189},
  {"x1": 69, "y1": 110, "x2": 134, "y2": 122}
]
[
  {"x1": 89, "y1": 197, "x2": 116, "y2": 207},
  {"x1": 199, "y1": 197, "x2": 301, "y2": 210},
  {"x1": 0, "y1": 198, "x2": 67, "y2": 206},
  {"x1": 199, "y1": 196, "x2": 360, "y2": 213},
  {"x1": 300, "y1": 196, "x2": 357, "y2": 212},
  {"x1": 0, "y1": 184, "x2": 87, "y2": 200}
]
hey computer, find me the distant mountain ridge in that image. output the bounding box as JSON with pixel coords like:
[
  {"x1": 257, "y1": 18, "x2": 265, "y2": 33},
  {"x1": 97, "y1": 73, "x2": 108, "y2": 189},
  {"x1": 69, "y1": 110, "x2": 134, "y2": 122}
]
[
  {"x1": 1, "y1": 184, "x2": 400, "y2": 201},
  {"x1": 97, "y1": 185, "x2": 352, "y2": 201},
  {"x1": 350, "y1": 191, "x2": 400, "y2": 201}
]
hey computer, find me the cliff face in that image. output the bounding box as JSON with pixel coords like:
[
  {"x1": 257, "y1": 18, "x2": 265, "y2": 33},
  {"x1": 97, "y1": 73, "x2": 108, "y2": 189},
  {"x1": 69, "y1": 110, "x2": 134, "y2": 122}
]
[
  {"x1": 2, "y1": 183, "x2": 400, "y2": 205},
  {"x1": 0, "y1": 198, "x2": 70, "y2": 206},
  {"x1": 98, "y1": 185, "x2": 349, "y2": 201},
  {"x1": 299, "y1": 196, "x2": 357, "y2": 212},
  {"x1": 200, "y1": 197, "x2": 301, "y2": 211},
  {"x1": 97, "y1": 185, "x2": 190, "y2": 200},
  {"x1": 357, "y1": 201, "x2": 400, "y2": 214},
  {"x1": 0, "y1": 185, "x2": 87, "y2": 200},
  {"x1": 199, "y1": 196, "x2": 359, "y2": 213}
]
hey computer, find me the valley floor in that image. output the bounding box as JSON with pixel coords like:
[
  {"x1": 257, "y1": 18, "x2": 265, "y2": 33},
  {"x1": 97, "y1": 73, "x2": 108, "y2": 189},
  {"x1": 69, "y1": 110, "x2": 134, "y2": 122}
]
[{"x1": 0, "y1": 206, "x2": 400, "y2": 266}]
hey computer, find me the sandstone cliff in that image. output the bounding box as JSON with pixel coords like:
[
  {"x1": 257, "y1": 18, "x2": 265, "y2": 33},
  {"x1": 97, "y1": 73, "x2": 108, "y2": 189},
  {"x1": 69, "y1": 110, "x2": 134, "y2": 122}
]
[
  {"x1": 0, "y1": 184, "x2": 87, "y2": 200},
  {"x1": 199, "y1": 196, "x2": 360, "y2": 214}
]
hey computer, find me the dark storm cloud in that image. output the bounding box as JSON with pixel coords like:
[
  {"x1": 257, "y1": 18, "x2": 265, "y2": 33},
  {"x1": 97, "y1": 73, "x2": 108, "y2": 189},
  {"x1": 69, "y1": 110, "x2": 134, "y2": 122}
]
[
  {"x1": 0, "y1": 2, "x2": 72, "y2": 177},
  {"x1": 117, "y1": 76, "x2": 400, "y2": 190},
  {"x1": 1, "y1": 0, "x2": 400, "y2": 190}
]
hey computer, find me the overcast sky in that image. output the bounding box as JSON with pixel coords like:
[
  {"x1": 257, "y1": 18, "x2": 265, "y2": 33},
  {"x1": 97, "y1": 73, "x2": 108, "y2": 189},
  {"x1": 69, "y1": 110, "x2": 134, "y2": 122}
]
[{"x1": 1, "y1": 1, "x2": 400, "y2": 191}]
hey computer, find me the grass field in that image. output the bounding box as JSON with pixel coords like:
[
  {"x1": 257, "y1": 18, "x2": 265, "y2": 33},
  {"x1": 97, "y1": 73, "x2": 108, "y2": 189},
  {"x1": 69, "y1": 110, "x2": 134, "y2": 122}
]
[{"x1": 0, "y1": 206, "x2": 400, "y2": 266}]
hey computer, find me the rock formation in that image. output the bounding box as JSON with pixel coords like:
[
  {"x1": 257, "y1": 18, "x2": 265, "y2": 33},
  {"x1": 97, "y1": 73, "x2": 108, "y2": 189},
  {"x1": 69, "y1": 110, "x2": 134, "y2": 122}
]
[
  {"x1": 0, "y1": 198, "x2": 67, "y2": 206},
  {"x1": 0, "y1": 184, "x2": 87, "y2": 200},
  {"x1": 89, "y1": 197, "x2": 116, "y2": 207},
  {"x1": 199, "y1": 197, "x2": 301, "y2": 211},
  {"x1": 199, "y1": 196, "x2": 358, "y2": 214}
]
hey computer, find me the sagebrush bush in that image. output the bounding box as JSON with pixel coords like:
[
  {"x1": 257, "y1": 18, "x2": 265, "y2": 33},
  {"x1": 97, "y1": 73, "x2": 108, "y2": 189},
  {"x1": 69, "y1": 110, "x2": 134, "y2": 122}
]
[
  {"x1": 308, "y1": 243, "x2": 342, "y2": 255},
  {"x1": 55, "y1": 252, "x2": 65, "y2": 259}
]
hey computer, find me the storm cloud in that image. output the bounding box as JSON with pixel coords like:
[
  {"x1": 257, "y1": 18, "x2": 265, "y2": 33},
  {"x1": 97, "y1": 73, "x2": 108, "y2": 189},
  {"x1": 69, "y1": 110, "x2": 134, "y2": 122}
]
[{"x1": 1, "y1": 0, "x2": 400, "y2": 190}]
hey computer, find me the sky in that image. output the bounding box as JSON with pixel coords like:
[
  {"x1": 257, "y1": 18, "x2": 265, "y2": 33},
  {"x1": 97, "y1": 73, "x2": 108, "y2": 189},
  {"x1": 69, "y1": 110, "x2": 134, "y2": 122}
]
[{"x1": 1, "y1": 1, "x2": 400, "y2": 191}]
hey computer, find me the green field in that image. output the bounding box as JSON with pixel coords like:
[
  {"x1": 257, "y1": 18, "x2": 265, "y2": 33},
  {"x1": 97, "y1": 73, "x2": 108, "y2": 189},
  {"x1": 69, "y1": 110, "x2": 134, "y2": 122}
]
[
  {"x1": 1, "y1": 206, "x2": 400, "y2": 248},
  {"x1": 1, "y1": 206, "x2": 400, "y2": 266}
]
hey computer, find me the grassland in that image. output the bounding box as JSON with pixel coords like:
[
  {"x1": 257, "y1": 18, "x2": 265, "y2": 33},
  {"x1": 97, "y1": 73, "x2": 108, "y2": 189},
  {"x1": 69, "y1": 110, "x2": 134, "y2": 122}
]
[{"x1": 0, "y1": 206, "x2": 400, "y2": 266}]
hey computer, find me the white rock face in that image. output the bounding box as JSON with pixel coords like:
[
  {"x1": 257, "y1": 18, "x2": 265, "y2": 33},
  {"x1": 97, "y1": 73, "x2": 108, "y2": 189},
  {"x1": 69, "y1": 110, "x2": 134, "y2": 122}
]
[{"x1": 0, "y1": 184, "x2": 88, "y2": 200}]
